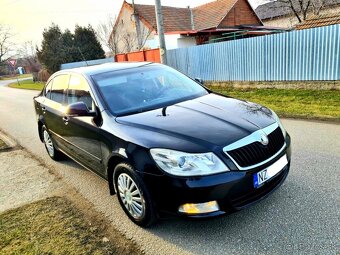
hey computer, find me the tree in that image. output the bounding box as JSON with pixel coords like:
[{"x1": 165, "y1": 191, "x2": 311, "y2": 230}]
[
  {"x1": 0, "y1": 24, "x2": 15, "y2": 66},
  {"x1": 74, "y1": 25, "x2": 105, "y2": 60},
  {"x1": 107, "y1": 12, "x2": 152, "y2": 54},
  {"x1": 18, "y1": 41, "x2": 41, "y2": 81},
  {"x1": 96, "y1": 15, "x2": 120, "y2": 56},
  {"x1": 37, "y1": 24, "x2": 105, "y2": 74},
  {"x1": 272, "y1": 0, "x2": 329, "y2": 23},
  {"x1": 36, "y1": 24, "x2": 66, "y2": 73}
]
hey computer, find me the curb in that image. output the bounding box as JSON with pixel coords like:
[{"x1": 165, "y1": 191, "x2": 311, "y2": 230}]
[{"x1": 0, "y1": 130, "x2": 20, "y2": 151}]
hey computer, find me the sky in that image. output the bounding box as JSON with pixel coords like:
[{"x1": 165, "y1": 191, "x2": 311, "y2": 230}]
[{"x1": 0, "y1": 0, "x2": 267, "y2": 53}]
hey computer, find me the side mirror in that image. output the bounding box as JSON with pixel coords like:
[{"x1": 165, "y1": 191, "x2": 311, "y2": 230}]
[
  {"x1": 195, "y1": 77, "x2": 204, "y2": 85},
  {"x1": 66, "y1": 102, "x2": 96, "y2": 117}
]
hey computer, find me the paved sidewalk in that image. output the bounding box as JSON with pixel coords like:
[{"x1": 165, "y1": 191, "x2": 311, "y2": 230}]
[
  {"x1": 0, "y1": 132, "x2": 142, "y2": 254},
  {"x1": 0, "y1": 149, "x2": 65, "y2": 212},
  {"x1": 0, "y1": 130, "x2": 66, "y2": 212}
]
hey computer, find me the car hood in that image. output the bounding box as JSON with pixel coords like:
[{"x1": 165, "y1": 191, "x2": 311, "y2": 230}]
[{"x1": 115, "y1": 93, "x2": 276, "y2": 151}]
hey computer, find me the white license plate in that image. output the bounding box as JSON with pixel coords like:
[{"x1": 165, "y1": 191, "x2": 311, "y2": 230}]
[{"x1": 253, "y1": 154, "x2": 288, "y2": 188}]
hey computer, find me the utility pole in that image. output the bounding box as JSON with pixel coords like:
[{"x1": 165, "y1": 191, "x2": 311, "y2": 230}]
[{"x1": 154, "y1": 0, "x2": 167, "y2": 64}]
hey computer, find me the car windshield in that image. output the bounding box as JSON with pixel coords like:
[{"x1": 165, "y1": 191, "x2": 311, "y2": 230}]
[{"x1": 91, "y1": 65, "x2": 208, "y2": 116}]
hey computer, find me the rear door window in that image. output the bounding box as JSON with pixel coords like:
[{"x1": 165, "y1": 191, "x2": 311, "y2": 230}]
[{"x1": 50, "y1": 74, "x2": 69, "y2": 105}]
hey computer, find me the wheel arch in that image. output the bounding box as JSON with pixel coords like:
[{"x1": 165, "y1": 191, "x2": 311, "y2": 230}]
[
  {"x1": 38, "y1": 120, "x2": 44, "y2": 142},
  {"x1": 107, "y1": 154, "x2": 129, "y2": 195}
]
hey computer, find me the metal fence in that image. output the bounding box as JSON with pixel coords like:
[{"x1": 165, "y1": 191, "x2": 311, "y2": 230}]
[
  {"x1": 60, "y1": 57, "x2": 114, "y2": 70},
  {"x1": 167, "y1": 24, "x2": 340, "y2": 81}
]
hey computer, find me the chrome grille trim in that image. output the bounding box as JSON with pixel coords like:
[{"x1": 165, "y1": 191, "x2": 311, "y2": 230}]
[{"x1": 223, "y1": 122, "x2": 286, "y2": 171}]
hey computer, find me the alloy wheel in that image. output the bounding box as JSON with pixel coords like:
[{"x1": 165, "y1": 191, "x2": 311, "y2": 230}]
[
  {"x1": 43, "y1": 130, "x2": 54, "y2": 157},
  {"x1": 117, "y1": 173, "x2": 145, "y2": 219}
]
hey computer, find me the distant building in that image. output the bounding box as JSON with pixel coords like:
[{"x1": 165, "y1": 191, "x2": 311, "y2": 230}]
[
  {"x1": 110, "y1": 0, "x2": 285, "y2": 53},
  {"x1": 255, "y1": 0, "x2": 340, "y2": 28}
]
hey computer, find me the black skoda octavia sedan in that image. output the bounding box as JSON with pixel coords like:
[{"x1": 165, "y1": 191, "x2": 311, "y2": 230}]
[{"x1": 34, "y1": 62, "x2": 291, "y2": 227}]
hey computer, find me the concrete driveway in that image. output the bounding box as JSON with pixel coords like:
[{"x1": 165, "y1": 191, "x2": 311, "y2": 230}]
[{"x1": 0, "y1": 79, "x2": 339, "y2": 254}]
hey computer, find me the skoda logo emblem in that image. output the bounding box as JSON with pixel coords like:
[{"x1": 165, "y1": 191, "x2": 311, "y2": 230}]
[{"x1": 260, "y1": 134, "x2": 269, "y2": 145}]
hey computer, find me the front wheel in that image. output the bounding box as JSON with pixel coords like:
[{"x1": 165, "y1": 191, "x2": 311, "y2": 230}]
[
  {"x1": 114, "y1": 163, "x2": 157, "y2": 227},
  {"x1": 42, "y1": 126, "x2": 64, "y2": 161}
]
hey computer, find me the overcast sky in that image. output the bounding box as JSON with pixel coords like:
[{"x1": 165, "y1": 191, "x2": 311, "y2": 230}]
[{"x1": 0, "y1": 0, "x2": 267, "y2": 52}]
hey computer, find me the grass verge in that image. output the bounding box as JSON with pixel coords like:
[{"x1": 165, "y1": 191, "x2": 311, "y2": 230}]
[
  {"x1": 208, "y1": 86, "x2": 340, "y2": 122},
  {"x1": 0, "y1": 197, "x2": 141, "y2": 255},
  {"x1": 8, "y1": 78, "x2": 44, "y2": 91},
  {"x1": 0, "y1": 74, "x2": 32, "y2": 80}
]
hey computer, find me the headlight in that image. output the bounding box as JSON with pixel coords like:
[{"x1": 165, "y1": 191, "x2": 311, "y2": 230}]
[
  {"x1": 150, "y1": 149, "x2": 229, "y2": 176},
  {"x1": 271, "y1": 110, "x2": 286, "y2": 138}
]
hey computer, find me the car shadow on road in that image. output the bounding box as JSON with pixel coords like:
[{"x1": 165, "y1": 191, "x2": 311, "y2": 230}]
[{"x1": 146, "y1": 174, "x2": 337, "y2": 254}]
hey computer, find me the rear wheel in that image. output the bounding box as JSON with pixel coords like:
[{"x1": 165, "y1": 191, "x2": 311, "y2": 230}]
[
  {"x1": 42, "y1": 126, "x2": 64, "y2": 161},
  {"x1": 114, "y1": 163, "x2": 157, "y2": 227}
]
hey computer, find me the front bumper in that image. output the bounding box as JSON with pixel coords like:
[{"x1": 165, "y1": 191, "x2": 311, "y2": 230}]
[{"x1": 141, "y1": 133, "x2": 292, "y2": 217}]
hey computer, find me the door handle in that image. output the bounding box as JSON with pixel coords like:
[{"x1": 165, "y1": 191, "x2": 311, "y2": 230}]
[{"x1": 62, "y1": 116, "x2": 69, "y2": 124}]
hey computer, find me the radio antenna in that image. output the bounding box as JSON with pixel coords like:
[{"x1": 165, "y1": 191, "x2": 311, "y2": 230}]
[{"x1": 78, "y1": 47, "x2": 89, "y2": 66}]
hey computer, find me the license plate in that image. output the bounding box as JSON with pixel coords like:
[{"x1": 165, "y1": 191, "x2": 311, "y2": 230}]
[{"x1": 253, "y1": 154, "x2": 288, "y2": 188}]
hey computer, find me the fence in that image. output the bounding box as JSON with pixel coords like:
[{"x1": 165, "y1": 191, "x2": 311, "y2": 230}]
[
  {"x1": 116, "y1": 48, "x2": 161, "y2": 63},
  {"x1": 167, "y1": 24, "x2": 340, "y2": 81},
  {"x1": 60, "y1": 57, "x2": 115, "y2": 70}
]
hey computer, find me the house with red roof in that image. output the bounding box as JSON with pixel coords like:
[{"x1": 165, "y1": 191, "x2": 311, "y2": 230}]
[{"x1": 110, "y1": 0, "x2": 284, "y2": 53}]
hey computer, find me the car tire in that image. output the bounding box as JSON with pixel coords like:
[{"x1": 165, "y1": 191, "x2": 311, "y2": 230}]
[
  {"x1": 114, "y1": 163, "x2": 157, "y2": 227},
  {"x1": 42, "y1": 125, "x2": 64, "y2": 161}
]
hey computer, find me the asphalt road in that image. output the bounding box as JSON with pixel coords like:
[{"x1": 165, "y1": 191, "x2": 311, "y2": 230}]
[{"x1": 0, "y1": 79, "x2": 339, "y2": 255}]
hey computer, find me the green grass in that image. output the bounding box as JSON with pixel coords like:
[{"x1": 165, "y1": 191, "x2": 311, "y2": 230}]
[
  {"x1": 0, "y1": 74, "x2": 32, "y2": 80},
  {"x1": 8, "y1": 78, "x2": 44, "y2": 91},
  {"x1": 0, "y1": 197, "x2": 140, "y2": 255},
  {"x1": 209, "y1": 86, "x2": 340, "y2": 121}
]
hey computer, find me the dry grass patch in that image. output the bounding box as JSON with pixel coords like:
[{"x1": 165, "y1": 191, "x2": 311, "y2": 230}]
[{"x1": 0, "y1": 197, "x2": 141, "y2": 255}]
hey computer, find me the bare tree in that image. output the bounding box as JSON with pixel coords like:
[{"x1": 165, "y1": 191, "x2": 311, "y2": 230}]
[
  {"x1": 122, "y1": 33, "x2": 134, "y2": 53},
  {"x1": 0, "y1": 24, "x2": 15, "y2": 65},
  {"x1": 269, "y1": 0, "x2": 330, "y2": 23},
  {"x1": 310, "y1": 0, "x2": 331, "y2": 15},
  {"x1": 18, "y1": 41, "x2": 41, "y2": 81},
  {"x1": 108, "y1": 13, "x2": 153, "y2": 54},
  {"x1": 17, "y1": 40, "x2": 36, "y2": 57},
  {"x1": 119, "y1": 24, "x2": 152, "y2": 53},
  {"x1": 96, "y1": 15, "x2": 120, "y2": 56}
]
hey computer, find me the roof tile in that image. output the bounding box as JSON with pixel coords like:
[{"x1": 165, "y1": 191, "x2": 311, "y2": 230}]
[
  {"x1": 193, "y1": 0, "x2": 238, "y2": 30},
  {"x1": 133, "y1": 4, "x2": 192, "y2": 32},
  {"x1": 295, "y1": 13, "x2": 340, "y2": 30},
  {"x1": 131, "y1": 0, "x2": 241, "y2": 32}
]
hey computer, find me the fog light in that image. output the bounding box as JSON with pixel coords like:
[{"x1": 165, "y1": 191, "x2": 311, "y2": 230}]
[{"x1": 178, "y1": 201, "x2": 220, "y2": 214}]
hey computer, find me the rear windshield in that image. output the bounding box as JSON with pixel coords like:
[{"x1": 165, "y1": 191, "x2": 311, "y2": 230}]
[{"x1": 91, "y1": 65, "x2": 208, "y2": 116}]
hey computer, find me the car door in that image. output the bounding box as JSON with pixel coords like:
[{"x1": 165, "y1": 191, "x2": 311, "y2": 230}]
[
  {"x1": 63, "y1": 74, "x2": 103, "y2": 173},
  {"x1": 41, "y1": 74, "x2": 70, "y2": 153}
]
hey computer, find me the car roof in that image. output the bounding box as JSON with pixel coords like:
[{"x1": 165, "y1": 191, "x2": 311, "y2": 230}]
[{"x1": 56, "y1": 62, "x2": 160, "y2": 77}]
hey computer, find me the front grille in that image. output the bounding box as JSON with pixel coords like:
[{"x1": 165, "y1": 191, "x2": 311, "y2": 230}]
[{"x1": 227, "y1": 127, "x2": 285, "y2": 168}]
